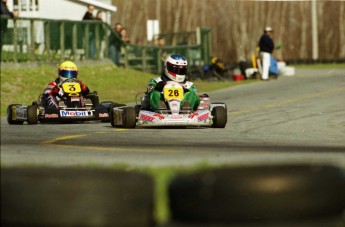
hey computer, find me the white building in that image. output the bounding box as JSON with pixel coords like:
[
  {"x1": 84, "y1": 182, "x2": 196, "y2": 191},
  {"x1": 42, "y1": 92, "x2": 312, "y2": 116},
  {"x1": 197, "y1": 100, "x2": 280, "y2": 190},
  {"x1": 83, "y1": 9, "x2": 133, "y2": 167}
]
[
  {"x1": 6, "y1": 0, "x2": 116, "y2": 24},
  {"x1": 3, "y1": 0, "x2": 117, "y2": 57}
]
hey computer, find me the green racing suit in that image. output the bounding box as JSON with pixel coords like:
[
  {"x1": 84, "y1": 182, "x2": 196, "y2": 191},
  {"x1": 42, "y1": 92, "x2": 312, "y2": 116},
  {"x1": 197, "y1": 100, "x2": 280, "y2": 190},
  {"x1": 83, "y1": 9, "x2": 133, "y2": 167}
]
[{"x1": 147, "y1": 77, "x2": 200, "y2": 112}]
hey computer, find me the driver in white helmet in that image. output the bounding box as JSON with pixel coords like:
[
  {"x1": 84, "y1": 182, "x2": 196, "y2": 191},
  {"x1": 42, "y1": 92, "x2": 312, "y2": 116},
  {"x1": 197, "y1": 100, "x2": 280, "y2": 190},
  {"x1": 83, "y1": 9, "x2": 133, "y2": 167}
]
[
  {"x1": 43, "y1": 61, "x2": 89, "y2": 109},
  {"x1": 146, "y1": 54, "x2": 200, "y2": 112}
]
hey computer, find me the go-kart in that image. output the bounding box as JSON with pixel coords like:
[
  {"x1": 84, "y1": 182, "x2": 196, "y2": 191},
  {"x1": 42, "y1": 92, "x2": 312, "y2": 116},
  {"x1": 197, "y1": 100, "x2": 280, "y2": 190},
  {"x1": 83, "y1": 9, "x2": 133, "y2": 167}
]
[
  {"x1": 7, "y1": 79, "x2": 117, "y2": 124},
  {"x1": 110, "y1": 81, "x2": 227, "y2": 128}
]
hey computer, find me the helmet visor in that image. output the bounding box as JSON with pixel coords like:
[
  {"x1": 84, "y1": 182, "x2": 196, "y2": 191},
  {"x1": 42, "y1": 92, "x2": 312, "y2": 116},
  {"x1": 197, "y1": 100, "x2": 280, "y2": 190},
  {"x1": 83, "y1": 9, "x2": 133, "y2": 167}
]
[
  {"x1": 59, "y1": 70, "x2": 78, "y2": 79},
  {"x1": 167, "y1": 62, "x2": 187, "y2": 75}
]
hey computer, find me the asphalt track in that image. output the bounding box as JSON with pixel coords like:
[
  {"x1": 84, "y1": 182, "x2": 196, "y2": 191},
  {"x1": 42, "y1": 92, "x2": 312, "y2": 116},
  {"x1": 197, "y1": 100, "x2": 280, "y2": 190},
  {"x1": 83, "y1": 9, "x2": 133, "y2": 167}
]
[{"x1": 1, "y1": 68, "x2": 345, "y2": 169}]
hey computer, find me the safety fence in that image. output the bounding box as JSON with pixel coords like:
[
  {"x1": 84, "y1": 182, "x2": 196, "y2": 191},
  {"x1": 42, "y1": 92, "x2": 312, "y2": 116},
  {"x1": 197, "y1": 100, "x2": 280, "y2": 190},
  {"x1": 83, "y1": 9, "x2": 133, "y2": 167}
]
[{"x1": 1, "y1": 16, "x2": 211, "y2": 73}]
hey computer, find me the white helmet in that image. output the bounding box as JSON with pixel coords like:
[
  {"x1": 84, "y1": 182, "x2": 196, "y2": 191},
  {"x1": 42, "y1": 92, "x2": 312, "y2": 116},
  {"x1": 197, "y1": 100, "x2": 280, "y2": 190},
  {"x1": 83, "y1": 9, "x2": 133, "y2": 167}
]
[{"x1": 164, "y1": 54, "x2": 188, "y2": 82}]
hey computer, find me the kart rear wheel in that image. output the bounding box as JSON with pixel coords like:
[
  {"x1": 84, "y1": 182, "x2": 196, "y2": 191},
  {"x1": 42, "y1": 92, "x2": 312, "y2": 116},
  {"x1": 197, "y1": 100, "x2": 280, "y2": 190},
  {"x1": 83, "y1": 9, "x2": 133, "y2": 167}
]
[
  {"x1": 7, "y1": 104, "x2": 24, "y2": 125},
  {"x1": 27, "y1": 105, "x2": 38, "y2": 125},
  {"x1": 109, "y1": 103, "x2": 116, "y2": 127},
  {"x1": 122, "y1": 107, "x2": 136, "y2": 128},
  {"x1": 212, "y1": 106, "x2": 227, "y2": 128}
]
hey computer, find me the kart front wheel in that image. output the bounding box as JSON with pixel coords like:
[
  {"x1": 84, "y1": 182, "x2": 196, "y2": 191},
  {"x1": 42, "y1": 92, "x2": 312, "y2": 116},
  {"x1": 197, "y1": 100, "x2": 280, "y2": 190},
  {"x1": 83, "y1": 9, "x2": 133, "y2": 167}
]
[
  {"x1": 122, "y1": 107, "x2": 136, "y2": 128},
  {"x1": 212, "y1": 106, "x2": 227, "y2": 128},
  {"x1": 27, "y1": 105, "x2": 38, "y2": 125}
]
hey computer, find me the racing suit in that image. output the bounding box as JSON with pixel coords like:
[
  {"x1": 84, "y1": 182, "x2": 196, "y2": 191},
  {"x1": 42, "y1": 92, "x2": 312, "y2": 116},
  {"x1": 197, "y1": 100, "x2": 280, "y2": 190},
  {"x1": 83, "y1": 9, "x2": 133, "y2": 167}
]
[
  {"x1": 147, "y1": 74, "x2": 200, "y2": 112},
  {"x1": 44, "y1": 78, "x2": 89, "y2": 109}
]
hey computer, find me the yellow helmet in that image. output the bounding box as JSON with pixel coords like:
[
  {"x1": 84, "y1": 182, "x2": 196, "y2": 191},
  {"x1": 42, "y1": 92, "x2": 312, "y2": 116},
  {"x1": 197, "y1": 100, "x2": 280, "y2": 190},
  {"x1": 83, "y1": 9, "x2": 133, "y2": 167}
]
[{"x1": 58, "y1": 61, "x2": 78, "y2": 82}]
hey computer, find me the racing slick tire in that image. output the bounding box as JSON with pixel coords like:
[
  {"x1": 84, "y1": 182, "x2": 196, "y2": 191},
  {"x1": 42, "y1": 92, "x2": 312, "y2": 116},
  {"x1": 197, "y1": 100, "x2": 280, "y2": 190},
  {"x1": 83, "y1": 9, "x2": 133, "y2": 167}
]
[
  {"x1": 109, "y1": 103, "x2": 116, "y2": 127},
  {"x1": 7, "y1": 104, "x2": 24, "y2": 125},
  {"x1": 122, "y1": 107, "x2": 137, "y2": 128},
  {"x1": 1, "y1": 167, "x2": 155, "y2": 227},
  {"x1": 27, "y1": 105, "x2": 38, "y2": 125},
  {"x1": 99, "y1": 101, "x2": 114, "y2": 122},
  {"x1": 212, "y1": 106, "x2": 227, "y2": 128},
  {"x1": 168, "y1": 164, "x2": 345, "y2": 225},
  {"x1": 109, "y1": 103, "x2": 127, "y2": 127}
]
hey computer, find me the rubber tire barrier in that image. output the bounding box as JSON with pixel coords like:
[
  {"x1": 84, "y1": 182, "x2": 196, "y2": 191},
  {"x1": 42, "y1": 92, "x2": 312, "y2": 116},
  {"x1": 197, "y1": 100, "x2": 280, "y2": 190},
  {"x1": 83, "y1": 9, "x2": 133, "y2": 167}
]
[
  {"x1": 169, "y1": 164, "x2": 345, "y2": 225},
  {"x1": 1, "y1": 167, "x2": 154, "y2": 227}
]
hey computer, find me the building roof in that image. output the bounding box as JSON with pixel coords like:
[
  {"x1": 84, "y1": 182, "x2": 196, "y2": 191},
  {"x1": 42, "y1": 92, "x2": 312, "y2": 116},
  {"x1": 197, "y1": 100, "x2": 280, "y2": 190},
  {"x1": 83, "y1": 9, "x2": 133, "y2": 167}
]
[{"x1": 68, "y1": 0, "x2": 117, "y2": 12}]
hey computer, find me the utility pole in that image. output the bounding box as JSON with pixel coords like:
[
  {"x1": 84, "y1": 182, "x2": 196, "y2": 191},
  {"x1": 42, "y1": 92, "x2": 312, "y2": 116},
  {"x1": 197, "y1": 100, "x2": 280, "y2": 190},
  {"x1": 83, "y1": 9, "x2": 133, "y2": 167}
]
[{"x1": 311, "y1": 0, "x2": 319, "y2": 60}]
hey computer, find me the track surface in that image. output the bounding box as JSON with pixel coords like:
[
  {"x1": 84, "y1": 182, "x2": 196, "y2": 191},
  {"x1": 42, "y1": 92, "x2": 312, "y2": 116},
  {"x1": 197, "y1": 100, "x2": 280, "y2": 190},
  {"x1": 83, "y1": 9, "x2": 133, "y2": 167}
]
[{"x1": 1, "y1": 68, "x2": 345, "y2": 169}]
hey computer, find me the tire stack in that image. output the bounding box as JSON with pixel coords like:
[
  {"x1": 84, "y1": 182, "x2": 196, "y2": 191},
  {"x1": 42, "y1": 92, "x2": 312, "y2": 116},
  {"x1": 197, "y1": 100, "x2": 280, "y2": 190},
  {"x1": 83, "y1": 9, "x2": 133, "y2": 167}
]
[
  {"x1": 1, "y1": 167, "x2": 154, "y2": 227},
  {"x1": 168, "y1": 164, "x2": 345, "y2": 227},
  {"x1": 2, "y1": 165, "x2": 344, "y2": 227}
]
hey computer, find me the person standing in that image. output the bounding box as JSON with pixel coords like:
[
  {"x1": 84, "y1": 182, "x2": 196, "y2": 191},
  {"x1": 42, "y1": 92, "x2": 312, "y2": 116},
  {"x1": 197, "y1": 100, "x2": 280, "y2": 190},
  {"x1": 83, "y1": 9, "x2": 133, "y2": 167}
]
[
  {"x1": 0, "y1": 0, "x2": 18, "y2": 57},
  {"x1": 82, "y1": 4, "x2": 95, "y2": 20},
  {"x1": 83, "y1": 4, "x2": 96, "y2": 59},
  {"x1": 258, "y1": 26, "x2": 275, "y2": 80},
  {"x1": 109, "y1": 23, "x2": 122, "y2": 65}
]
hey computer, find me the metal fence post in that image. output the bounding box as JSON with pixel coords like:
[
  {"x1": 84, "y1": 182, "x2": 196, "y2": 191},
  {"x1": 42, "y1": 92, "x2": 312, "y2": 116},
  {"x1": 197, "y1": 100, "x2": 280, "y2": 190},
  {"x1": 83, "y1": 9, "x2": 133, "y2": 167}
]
[
  {"x1": 44, "y1": 21, "x2": 51, "y2": 62},
  {"x1": 60, "y1": 22, "x2": 65, "y2": 59},
  {"x1": 72, "y1": 23, "x2": 77, "y2": 61},
  {"x1": 13, "y1": 19, "x2": 18, "y2": 63}
]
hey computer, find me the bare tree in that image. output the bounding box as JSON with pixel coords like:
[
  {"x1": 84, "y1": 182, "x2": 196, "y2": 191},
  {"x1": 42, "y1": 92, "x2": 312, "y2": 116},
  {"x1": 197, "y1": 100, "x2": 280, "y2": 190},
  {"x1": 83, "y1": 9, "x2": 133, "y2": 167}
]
[{"x1": 111, "y1": 0, "x2": 345, "y2": 62}]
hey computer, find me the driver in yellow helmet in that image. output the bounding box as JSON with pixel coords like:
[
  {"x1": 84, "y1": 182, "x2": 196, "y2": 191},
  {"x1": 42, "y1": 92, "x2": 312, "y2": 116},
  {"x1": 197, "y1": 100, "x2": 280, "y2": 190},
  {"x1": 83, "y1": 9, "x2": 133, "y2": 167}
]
[{"x1": 43, "y1": 61, "x2": 89, "y2": 109}]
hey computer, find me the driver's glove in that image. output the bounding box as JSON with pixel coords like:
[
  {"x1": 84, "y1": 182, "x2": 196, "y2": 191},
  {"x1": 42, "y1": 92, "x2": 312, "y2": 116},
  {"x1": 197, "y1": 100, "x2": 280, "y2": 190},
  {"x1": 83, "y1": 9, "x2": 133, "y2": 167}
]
[
  {"x1": 58, "y1": 87, "x2": 64, "y2": 97},
  {"x1": 51, "y1": 86, "x2": 60, "y2": 95}
]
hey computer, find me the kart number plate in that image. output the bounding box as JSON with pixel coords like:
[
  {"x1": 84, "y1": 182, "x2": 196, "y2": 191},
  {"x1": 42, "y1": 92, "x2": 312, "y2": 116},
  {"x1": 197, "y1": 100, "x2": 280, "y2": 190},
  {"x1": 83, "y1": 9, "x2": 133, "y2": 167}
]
[
  {"x1": 62, "y1": 83, "x2": 81, "y2": 95},
  {"x1": 164, "y1": 87, "x2": 183, "y2": 100}
]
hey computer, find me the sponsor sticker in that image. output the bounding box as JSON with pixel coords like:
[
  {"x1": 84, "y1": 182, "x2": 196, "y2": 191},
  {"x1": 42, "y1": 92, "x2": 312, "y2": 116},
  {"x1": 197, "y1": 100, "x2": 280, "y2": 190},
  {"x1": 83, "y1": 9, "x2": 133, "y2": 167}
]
[
  {"x1": 99, "y1": 113, "x2": 109, "y2": 118},
  {"x1": 44, "y1": 114, "x2": 59, "y2": 118},
  {"x1": 71, "y1": 97, "x2": 80, "y2": 102},
  {"x1": 170, "y1": 114, "x2": 183, "y2": 119},
  {"x1": 197, "y1": 113, "x2": 209, "y2": 122},
  {"x1": 188, "y1": 112, "x2": 199, "y2": 119},
  {"x1": 153, "y1": 113, "x2": 165, "y2": 120},
  {"x1": 140, "y1": 114, "x2": 154, "y2": 122},
  {"x1": 60, "y1": 110, "x2": 92, "y2": 117}
]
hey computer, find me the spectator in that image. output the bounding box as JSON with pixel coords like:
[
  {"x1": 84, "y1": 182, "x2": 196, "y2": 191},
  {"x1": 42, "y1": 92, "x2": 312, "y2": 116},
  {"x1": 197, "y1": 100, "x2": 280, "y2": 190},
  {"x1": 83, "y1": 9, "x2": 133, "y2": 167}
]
[
  {"x1": 83, "y1": 4, "x2": 95, "y2": 20},
  {"x1": 109, "y1": 22, "x2": 122, "y2": 65},
  {"x1": 0, "y1": 0, "x2": 18, "y2": 57},
  {"x1": 96, "y1": 10, "x2": 103, "y2": 21},
  {"x1": 258, "y1": 26, "x2": 275, "y2": 80},
  {"x1": 119, "y1": 27, "x2": 130, "y2": 43},
  {"x1": 95, "y1": 10, "x2": 106, "y2": 58},
  {"x1": 119, "y1": 27, "x2": 130, "y2": 65},
  {"x1": 83, "y1": 4, "x2": 96, "y2": 59}
]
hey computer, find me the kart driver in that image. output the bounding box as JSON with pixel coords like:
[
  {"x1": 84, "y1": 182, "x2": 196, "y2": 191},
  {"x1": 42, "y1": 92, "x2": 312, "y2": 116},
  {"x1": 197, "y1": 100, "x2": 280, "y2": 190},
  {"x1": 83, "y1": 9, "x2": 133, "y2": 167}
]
[
  {"x1": 44, "y1": 61, "x2": 89, "y2": 109},
  {"x1": 147, "y1": 54, "x2": 200, "y2": 112}
]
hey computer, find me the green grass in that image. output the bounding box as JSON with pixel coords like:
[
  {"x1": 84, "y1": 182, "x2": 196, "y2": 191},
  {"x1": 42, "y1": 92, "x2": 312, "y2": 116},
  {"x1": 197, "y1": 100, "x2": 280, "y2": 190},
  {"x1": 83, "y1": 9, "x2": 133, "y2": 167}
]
[{"x1": 0, "y1": 63, "x2": 251, "y2": 116}]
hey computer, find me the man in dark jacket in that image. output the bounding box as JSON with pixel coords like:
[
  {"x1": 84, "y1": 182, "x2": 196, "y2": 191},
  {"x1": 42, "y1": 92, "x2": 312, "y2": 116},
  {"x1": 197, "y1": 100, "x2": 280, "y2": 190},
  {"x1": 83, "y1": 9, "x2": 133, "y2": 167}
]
[
  {"x1": 258, "y1": 26, "x2": 275, "y2": 80},
  {"x1": 1, "y1": 0, "x2": 18, "y2": 55},
  {"x1": 82, "y1": 4, "x2": 96, "y2": 58}
]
